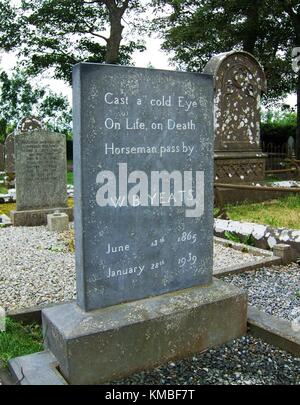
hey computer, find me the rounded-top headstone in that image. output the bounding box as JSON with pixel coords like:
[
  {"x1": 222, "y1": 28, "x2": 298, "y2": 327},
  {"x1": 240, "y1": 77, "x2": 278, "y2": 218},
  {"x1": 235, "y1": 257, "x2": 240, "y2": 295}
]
[
  {"x1": 287, "y1": 136, "x2": 295, "y2": 157},
  {"x1": 203, "y1": 50, "x2": 267, "y2": 152}
]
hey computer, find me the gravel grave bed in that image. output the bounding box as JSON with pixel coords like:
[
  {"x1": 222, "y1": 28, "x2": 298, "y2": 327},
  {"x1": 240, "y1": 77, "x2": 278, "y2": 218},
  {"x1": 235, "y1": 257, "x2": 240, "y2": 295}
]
[
  {"x1": 111, "y1": 336, "x2": 300, "y2": 385},
  {"x1": 223, "y1": 264, "x2": 300, "y2": 321},
  {"x1": 0, "y1": 226, "x2": 265, "y2": 311}
]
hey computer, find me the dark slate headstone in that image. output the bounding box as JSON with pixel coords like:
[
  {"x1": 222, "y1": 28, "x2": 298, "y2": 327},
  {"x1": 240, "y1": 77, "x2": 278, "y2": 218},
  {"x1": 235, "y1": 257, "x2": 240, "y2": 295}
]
[
  {"x1": 0, "y1": 144, "x2": 4, "y2": 171},
  {"x1": 15, "y1": 130, "x2": 68, "y2": 211},
  {"x1": 73, "y1": 63, "x2": 214, "y2": 311}
]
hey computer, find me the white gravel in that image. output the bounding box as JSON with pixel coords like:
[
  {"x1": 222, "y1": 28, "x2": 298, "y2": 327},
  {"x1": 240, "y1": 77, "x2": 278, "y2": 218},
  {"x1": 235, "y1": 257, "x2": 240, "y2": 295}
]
[
  {"x1": 0, "y1": 226, "x2": 265, "y2": 311},
  {"x1": 224, "y1": 264, "x2": 300, "y2": 321},
  {"x1": 213, "y1": 243, "x2": 263, "y2": 272},
  {"x1": 0, "y1": 226, "x2": 76, "y2": 311}
]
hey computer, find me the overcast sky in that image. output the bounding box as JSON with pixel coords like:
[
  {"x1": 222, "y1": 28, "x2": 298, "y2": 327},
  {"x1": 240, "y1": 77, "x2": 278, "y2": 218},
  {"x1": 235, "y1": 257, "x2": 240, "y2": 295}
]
[
  {"x1": 0, "y1": 35, "x2": 173, "y2": 102},
  {"x1": 0, "y1": 1, "x2": 296, "y2": 108}
]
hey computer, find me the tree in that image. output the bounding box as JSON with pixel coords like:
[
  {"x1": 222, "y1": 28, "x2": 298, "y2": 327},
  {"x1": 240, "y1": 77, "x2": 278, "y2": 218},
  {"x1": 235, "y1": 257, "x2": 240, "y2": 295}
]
[
  {"x1": 0, "y1": 0, "x2": 146, "y2": 83},
  {"x1": 152, "y1": 0, "x2": 300, "y2": 157},
  {"x1": 0, "y1": 68, "x2": 72, "y2": 141}
]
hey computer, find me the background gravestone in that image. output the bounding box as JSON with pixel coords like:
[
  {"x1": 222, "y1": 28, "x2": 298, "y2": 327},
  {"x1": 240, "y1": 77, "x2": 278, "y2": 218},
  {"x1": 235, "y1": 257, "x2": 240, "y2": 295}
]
[
  {"x1": 17, "y1": 116, "x2": 43, "y2": 133},
  {"x1": 4, "y1": 133, "x2": 15, "y2": 188},
  {"x1": 204, "y1": 50, "x2": 267, "y2": 183},
  {"x1": 4, "y1": 118, "x2": 43, "y2": 190},
  {"x1": 287, "y1": 136, "x2": 295, "y2": 158},
  {"x1": 0, "y1": 144, "x2": 4, "y2": 171},
  {"x1": 11, "y1": 130, "x2": 73, "y2": 226}
]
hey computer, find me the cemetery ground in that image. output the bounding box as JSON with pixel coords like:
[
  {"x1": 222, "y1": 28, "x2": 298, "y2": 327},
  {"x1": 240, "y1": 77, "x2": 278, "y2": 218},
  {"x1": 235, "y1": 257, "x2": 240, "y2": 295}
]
[
  {"x1": 1, "y1": 164, "x2": 300, "y2": 384},
  {"x1": 0, "y1": 197, "x2": 299, "y2": 384}
]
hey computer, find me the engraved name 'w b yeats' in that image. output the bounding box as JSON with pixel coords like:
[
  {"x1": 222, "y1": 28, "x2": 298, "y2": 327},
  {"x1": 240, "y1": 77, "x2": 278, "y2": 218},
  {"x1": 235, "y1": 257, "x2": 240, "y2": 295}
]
[{"x1": 95, "y1": 163, "x2": 204, "y2": 218}]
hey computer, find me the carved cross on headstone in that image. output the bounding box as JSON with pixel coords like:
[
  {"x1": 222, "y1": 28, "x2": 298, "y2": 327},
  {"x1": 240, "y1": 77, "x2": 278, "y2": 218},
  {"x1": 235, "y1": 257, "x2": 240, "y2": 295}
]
[{"x1": 17, "y1": 116, "x2": 43, "y2": 133}]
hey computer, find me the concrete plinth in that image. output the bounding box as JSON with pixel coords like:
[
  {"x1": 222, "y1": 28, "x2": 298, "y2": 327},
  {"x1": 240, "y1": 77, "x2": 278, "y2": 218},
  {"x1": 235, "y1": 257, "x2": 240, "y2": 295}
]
[
  {"x1": 9, "y1": 351, "x2": 67, "y2": 385},
  {"x1": 33, "y1": 279, "x2": 246, "y2": 385},
  {"x1": 10, "y1": 207, "x2": 73, "y2": 226}
]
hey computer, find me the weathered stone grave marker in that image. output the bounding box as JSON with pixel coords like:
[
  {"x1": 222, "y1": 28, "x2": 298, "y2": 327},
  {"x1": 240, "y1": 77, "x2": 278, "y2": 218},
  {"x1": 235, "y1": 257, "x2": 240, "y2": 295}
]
[
  {"x1": 287, "y1": 136, "x2": 295, "y2": 158},
  {"x1": 11, "y1": 119, "x2": 73, "y2": 226},
  {"x1": 0, "y1": 143, "x2": 4, "y2": 172},
  {"x1": 4, "y1": 132, "x2": 15, "y2": 188},
  {"x1": 9, "y1": 64, "x2": 247, "y2": 385},
  {"x1": 204, "y1": 50, "x2": 267, "y2": 183}
]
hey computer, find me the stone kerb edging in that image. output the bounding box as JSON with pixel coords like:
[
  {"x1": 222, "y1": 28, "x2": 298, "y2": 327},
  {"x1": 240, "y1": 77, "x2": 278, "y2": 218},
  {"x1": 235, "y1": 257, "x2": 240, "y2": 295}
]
[
  {"x1": 214, "y1": 219, "x2": 300, "y2": 261},
  {"x1": 248, "y1": 306, "x2": 300, "y2": 357},
  {"x1": 213, "y1": 237, "x2": 282, "y2": 277}
]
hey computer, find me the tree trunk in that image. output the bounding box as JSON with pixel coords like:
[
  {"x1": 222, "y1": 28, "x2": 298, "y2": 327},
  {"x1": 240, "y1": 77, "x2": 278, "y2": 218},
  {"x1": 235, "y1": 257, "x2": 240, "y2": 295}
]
[
  {"x1": 105, "y1": 7, "x2": 124, "y2": 64},
  {"x1": 242, "y1": 1, "x2": 261, "y2": 54},
  {"x1": 294, "y1": 12, "x2": 300, "y2": 159}
]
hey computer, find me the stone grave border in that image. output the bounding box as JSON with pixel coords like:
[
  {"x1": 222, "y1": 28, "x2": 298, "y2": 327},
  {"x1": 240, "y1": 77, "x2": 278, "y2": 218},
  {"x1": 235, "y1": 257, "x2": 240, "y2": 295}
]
[
  {"x1": 213, "y1": 236, "x2": 282, "y2": 277},
  {"x1": 214, "y1": 219, "x2": 300, "y2": 261}
]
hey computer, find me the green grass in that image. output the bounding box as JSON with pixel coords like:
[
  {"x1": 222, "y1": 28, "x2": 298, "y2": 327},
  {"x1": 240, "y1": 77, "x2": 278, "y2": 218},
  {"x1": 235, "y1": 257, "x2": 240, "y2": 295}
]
[
  {"x1": 0, "y1": 173, "x2": 6, "y2": 194},
  {"x1": 0, "y1": 198, "x2": 74, "y2": 216},
  {"x1": 264, "y1": 175, "x2": 282, "y2": 183},
  {"x1": 0, "y1": 318, "x2": 43, "y2": 367},
  {"x1": 0, "y1": 202, "x2": 15, "y2": 216},
  {"x1": 67, "y1": 171, "x2": 73, "y2": 185},
  {"x1": 226, "y1": 194, "x2": 300, "y2": 229}
]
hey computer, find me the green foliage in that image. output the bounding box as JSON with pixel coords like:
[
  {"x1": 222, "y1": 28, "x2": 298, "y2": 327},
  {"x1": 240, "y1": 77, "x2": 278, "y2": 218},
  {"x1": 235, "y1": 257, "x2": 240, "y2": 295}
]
[
  {"x1": 152, "y1": 0, "x2": 299, "y2": 103},
  {"x1": 0, "y1": 68, "x2": 72, "y2": 137},
  {"x1": 67, "y1": 171, "x2": 74, "y2": 185},
  {"x1": 0, "y1": 0, "x2": 147, "y2": 83},
  {"x1": 261, "y1": 108, "x2": 297, "y2": 145},
  {"x1": 224, "y1": 231, "x2": 255, "y2": 247},
  {"x1": 0, "y1": 318, "x2": 43, "y2": 367}
]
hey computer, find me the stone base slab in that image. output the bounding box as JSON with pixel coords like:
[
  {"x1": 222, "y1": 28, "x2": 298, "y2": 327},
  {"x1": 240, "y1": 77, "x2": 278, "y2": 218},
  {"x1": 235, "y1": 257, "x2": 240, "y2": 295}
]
[
  {"x1": 38, "y1": 279, "x2": 247, "y2": 385},
  {"x1": 9, "y1": 351, "x2": 67, "y2": 385},
  {"x1": 10, "y1": 207, "x2": 73, "y2": 226}
]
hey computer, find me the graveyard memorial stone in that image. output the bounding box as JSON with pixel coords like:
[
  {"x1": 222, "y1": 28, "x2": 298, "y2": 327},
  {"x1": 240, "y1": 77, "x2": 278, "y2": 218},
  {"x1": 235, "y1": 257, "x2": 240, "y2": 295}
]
[
  {"x1": 10, "y1": 64, "x2": 247, "y2": 385},
  {"x1": 4, "y1": 133, "x2": 15, "y2": 188},
  {"x1": 204, "y1": 50, "x2": 267, "y2": 183},
  {"x1": 0, "y1": 143, "x2": 4, "y2": 171},
  {"x1": 17, "y1": 116, "x2": 43, "y2": 133},
  {"x1": 10, "y1": 129, "x2": 73, "y2": 226},
  {"x1": 3, "y1": 118, "x2": 43, "y2": 190},
  {"x1": 287, "y1": 136, "x2": 295, "y2": 158},
  {"x1": 74, "y1": 64, "x2": 215, "y2": 311}
]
